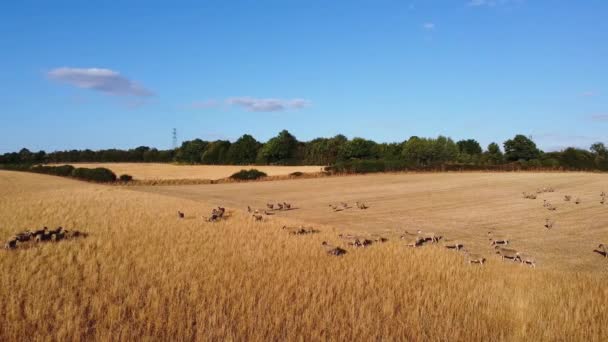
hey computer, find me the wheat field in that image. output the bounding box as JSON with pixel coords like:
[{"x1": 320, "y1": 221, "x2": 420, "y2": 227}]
[
  {"x1": 50, "y1": 163, "x2": 324, "y2": 180},
  {"x1": 1, "y1": 170, "x2": 608, "y2": 341}
]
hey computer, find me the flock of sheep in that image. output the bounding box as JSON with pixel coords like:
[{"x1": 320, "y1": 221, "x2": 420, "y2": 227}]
[
  {"x1": 236, "y1": 186, "x2": 608, "y2": 266},
  {"x1": 4, "y1": 226, "x2": 88, "y2": 250}
]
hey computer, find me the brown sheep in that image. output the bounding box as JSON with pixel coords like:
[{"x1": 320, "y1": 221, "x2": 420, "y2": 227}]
[
  {"x1": 321, "y1": 242, "x2": 347, "y2": 256},
  {"x1": 4, "y1": 239, "x2": 17, "y2": 250},
  {"x1": 594, "y1": 244, "x2": 607, "y2": 258}
]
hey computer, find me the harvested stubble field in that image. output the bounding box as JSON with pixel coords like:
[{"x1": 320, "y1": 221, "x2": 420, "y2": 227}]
[
  {"x1": 1, "y1": 170, "x2": 608, "y2": 341},
  {"x1": 51, "y1": 163, "x2": 324, "y2": 180}
]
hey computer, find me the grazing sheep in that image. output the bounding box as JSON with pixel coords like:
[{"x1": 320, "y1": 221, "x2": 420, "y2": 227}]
[
  {"x1": 266, "y1": 203, "x2": 274, "y2": 210},
  {"x1": 522, "y1": 192, "x2": 537, "y2": 199},
  {"x1": 488, "y1": 232, "x2": 509, "y2": 246},
  {"x1": 594, "y1": 244, "x2": 607, "y2": 258},
  {"x1": 601, "y1": 198, "x2": 605, "y2": 205},
  {"x1": 35, "y1": 233, "x2": 52, "y2": 242},
  {"x1": 32, "y1": 227, "x2": 48, "y2": 238},
  {"x1": 464, "y1": 250, "x2": 485, "y2": 265},
  {"x1": 276, "y1": 203, "x2": 284, "y2": 210},
  {"x1": 177, "y1": 211, "x2": 185, "y2": 219},
  {"x1": 4, "y1": 239, "x2": 17, "y2": 250},
  {"x1": 575, "y1": 198, "x2": 581, "y2": 205},
  {"x1": 282, "y1": 225, "x2": 317, "y2": 235},
  {"x1": 321, "y1": 242, "x2": 347, "y2": 256},
  {"x1": 15, "y1": 231, "x2": 32, "y2": 242},
  {"x1": 443, "y1": 240, "x2": 464, "y2": 251},
  {"x1": 338, "y1": 234, "x2": 373, "y2": 247},
  {"x1": 283, "y1": 202, "x2": 291, "y2": 210},
  {"x1": 495, "y1": 247, "x2": 521, "y2": 262},
  {"x1": 252, "y1": 214, "x2": 263, "y2": 221},
  {"x1": 417, "y1": 230, "x2": 441, "y2": 243},
  {"x1": 517, "y1": 253, "x2": 537, "y2": 268},
  {"x1": 564, "y1": 195, "x2": 571, "y2": 202},
  {"x1": 49, "y1": 227, "x2": 63, "y2": 235},
  {"x1": 403, "y1": 236, "x2": 426, "y2": 248},
  {"x1": 544, "y1": 218, "x2": 554, "y2": 230},
  {"x1": 356, "y1": 201, "x2": 369, "y2": 209}
]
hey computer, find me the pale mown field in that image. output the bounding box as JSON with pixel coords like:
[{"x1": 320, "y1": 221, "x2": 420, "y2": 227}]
[
  {"x1": 51, "y1": 163, "x2": 324, "y2": 180},
  {"x1": 135, "y1": 171, "x2": 608, "y2": 272},
  {"x1": 1, "y1": 170, "x2": 608, "y2": 341}
]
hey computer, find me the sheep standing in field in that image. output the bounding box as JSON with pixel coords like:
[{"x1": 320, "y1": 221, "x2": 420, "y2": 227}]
[
  {"x1": 4, "y1": 238, "x2": 17, "y2": 250},
  {"x1": 523, "y1": 192, "x2": 537, "y2": 199},
  {"x1": 177, "y1": 211, "x2": 185, "y2": 219},
  {"x1": 321, "y1": 241, "x2": 347, "y2": 256},
  {"x1": 266, "y1": 203, "x2": 274, "y2": 210},
  {"x1": 517, "y1": 253, "x2": 537, "y2": 268},
  {"x1": 356, "y1": 201, "x2": 369, "y2": 209},
  {"x1": 488, "y1": 232, "x2": 509, "y2": 246},
  {"x1": 276, "y1": 203, "x2": 284, "y2": 210},
  {"x1": 575, "y1": 198, "x2": 581, "y2": 205},
  {"x1": 252, "y1": 214, "x2": 263, "y2": 221},
  {"x1": 495, "y1": 247, "x2": 521, "y2": 262},
  {"x1": 443, "y1": 240, "x2": 464, "y2": 251},
  {"x1": 32, "y1": 227, "x2": 47, "y2": 238},
  {"x1": 283, "y1": 202, "x2": 291, "y2": 210},
  {"x1": 15, "y1": 231, "x2": 32, "y2": 242},
  {"x1": 463, "y1": 250, "x2": 485, "y2": 265},
  {"x1": 544, "y1": 218, "x2": 554, "y2": 230},
  {"x1": 417, "y1": 230, "x2": 441, "y2": 243},
  {"x1": 594, "y1": 244, "x2": 607, "y2": 258},
  {"x1": 564, "y1": 195, "x2": 571, "y2": 202}
]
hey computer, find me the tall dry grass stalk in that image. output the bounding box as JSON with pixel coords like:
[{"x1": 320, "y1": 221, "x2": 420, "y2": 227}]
[{"x1": 1, "y1": 171, "x2": 607, "y2": 341}]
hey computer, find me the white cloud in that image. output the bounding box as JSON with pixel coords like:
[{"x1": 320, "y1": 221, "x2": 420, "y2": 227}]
[
  {"x1": 591, "y1": 114, "x2": 608, "y2": 122},
  {"x1": 225, "y1": 97, "x2": 310, "y2": 112},
  {"x1": 423, "y1": 22, "x2": 435, "y2": 30},
  {"x1": 47, "y1": 67, "x2": 154, "y2": 97}
]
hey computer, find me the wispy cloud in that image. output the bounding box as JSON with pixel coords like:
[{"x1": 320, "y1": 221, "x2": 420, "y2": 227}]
[
  {"x1": 47, "y1": 67, "x2": 154, "y2": 97},
  {"x1": 225, "y1": 97, "x2": 310, "y2": 112},
  {"x1": 423, "y1": 22, "x2": 435, "y2": 30},
  {"x1": 580, "y1": 91, "x2": 599, "y2": 98},
  {"x1": 590, "y1": 114, "x2": 608, "y2": 122}
]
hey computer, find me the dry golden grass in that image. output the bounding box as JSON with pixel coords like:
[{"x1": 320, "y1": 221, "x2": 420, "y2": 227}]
[
  {"x1": 51, "y1": 163, "x2": 324, "y2": 180},
  {"x1": 1, "y1": 170, "x2": 608, "y2": 341}
]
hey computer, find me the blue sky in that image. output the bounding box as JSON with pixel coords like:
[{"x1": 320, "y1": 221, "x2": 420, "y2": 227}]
[{"x1": 1, "y1": 0, "x2": 607, "y2": 153}]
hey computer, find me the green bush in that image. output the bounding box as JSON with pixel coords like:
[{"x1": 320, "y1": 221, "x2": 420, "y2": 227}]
[
  {"x1": 119, "y1": 174, "x2": 133, "y2": 182},
  {"x1": 72, "y1": 167, "x2": 117, "y2": 183},
  {"x1": 230, "y1": 169, "x2": 267, "y2": 180}
]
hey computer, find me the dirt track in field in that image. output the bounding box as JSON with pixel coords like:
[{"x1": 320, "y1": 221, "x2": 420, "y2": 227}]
[{"x1": 132, "y1": 172, "x2": 608, "y2": 272}]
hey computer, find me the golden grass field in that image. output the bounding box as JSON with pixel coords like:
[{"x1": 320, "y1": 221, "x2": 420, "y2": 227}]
[
  {"x1": 53, "y1": 163, "x2": 324, "y2": 180},
  {"x1": 1, "y1": 170, "x2": 608, "y2": 341}
]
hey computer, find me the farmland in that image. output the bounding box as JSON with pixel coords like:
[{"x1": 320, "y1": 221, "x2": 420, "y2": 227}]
[
  {"x1": 1, "y1": 170, "x2": 608, "y2": 340},
  {"x1": 49, "y1": 163, "x2": 324, "y2": 180}
]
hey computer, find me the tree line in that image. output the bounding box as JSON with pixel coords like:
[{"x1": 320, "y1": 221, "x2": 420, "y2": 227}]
[{"x1": 1, "y1": 130, "x2": 607, "y2": 171}]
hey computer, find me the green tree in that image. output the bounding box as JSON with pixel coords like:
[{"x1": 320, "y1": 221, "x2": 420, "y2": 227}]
[
  {"x1": 503, "y1": 135, "x2": 540, "y2": 161},
  {"x1": 174, "y1": 139, "x2": 208, "y2": 164},
  {"x1": 256, "y1": 130, "x2": 298, "y2": 164},
  {"x1": 457, "y1": 139, "x2": 482, "y2": 155},
  {"x1": 485, "y1": 142, "x2": 504, "y2": 165},
  {"x1": 226, "y1": 134, "x2": 261, "y2": 164},
  {"x1": 201, "y1": 140, "x2": 231, "y2": 164},
  {"x1": 339, "y1": 137, "x2": 378, "y2": 160}
]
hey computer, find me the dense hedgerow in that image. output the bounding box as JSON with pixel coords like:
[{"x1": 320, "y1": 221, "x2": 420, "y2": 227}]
[{"x1": 230, "y1": 169, "x2": 267, "y2": 180}]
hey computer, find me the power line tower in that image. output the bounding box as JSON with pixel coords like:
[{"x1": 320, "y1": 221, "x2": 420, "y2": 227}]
[{"x1": 172, "y1": 128, "x2": 178, "y2": 149}]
